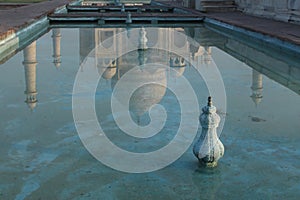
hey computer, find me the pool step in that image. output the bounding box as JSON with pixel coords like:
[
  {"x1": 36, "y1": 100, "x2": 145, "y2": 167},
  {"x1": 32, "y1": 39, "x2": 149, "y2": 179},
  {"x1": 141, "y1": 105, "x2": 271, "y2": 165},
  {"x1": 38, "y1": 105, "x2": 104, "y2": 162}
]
[
  {"x1": 49, "y1": 4, "x2": 204, "y2": 25},
  {"x1": 66, "y1": 4, "x2": 174, "y2": 13},
  {"x1": 48, "y1": 12, "x2": 204, "y2": 25},
  {"x1": 200, "y1": 1, "x2": 237, "y2": 12}
]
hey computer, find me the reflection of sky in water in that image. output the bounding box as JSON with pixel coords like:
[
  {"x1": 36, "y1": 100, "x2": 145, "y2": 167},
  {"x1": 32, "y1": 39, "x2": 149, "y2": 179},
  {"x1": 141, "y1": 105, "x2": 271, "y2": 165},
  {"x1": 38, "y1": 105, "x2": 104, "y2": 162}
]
[{"x1": 0, "y1": 27, "x2": 299, "y2": 199}]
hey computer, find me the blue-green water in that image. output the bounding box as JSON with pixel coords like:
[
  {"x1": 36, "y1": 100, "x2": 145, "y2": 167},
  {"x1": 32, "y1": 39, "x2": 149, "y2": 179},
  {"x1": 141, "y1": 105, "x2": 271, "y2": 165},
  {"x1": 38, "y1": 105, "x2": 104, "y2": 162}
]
[{"x1": 0, "y1": 27, "x2": 300, "y2": 199}]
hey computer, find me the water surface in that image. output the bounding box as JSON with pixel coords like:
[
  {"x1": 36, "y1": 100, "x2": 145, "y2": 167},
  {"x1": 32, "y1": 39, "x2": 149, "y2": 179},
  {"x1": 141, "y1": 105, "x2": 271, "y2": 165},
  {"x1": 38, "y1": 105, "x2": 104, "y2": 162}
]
[{"x1": 0, "y1": 26, "x2": 300, "y2": 199}]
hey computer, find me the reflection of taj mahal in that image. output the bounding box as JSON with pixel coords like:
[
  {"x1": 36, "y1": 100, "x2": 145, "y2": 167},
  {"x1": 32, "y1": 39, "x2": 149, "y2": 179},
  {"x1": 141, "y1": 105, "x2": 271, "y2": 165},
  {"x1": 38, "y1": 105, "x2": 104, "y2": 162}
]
[
  {"x1": 79, "y1": 27, "x2": 194, "y2": 118},
  {"x1": 79, "y1": 27, "x2": 216, "y2": 81},
  {"x1": 21, "y1": 27, "x2": 265, "y2": 111},
  {"x1": 79, "y1": 27, "x2": 190, "y2": 75}
]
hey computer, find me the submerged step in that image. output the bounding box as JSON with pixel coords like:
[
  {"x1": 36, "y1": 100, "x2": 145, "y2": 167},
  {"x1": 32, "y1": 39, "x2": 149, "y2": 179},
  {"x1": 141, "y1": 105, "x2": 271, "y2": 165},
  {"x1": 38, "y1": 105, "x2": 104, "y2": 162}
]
[
  {"x1": 66, "y1": 5, "x2": 173, "y2": 12},
  {"x1": 202, "y1": 5, "x2": 237, "y2": 12},
  {"x1": 49, "y1": 12, "x2": 204, "y2": 24},
  {"x1": 49, "y1": 15, "x2": 204, "y2": 25},
  {"x1": 200, "y1": 0, "x2": 237, "y2": 12},
  {"x1": 201, "y1": 0, "x2": 235, "y2": 6}
]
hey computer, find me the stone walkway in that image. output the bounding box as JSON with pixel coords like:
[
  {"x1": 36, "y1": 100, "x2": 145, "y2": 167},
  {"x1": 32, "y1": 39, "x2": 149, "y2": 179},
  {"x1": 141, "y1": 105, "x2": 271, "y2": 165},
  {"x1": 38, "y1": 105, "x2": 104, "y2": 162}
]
[
  {"x1": 205, "y1": 12, "x2": 300, "y2": 46},
  {"x1": 0, "y1": 0, "x2": 75, "y2": 40},
  {"x1": 0, "y1": 0, "x2": 300, "y2": 46}
]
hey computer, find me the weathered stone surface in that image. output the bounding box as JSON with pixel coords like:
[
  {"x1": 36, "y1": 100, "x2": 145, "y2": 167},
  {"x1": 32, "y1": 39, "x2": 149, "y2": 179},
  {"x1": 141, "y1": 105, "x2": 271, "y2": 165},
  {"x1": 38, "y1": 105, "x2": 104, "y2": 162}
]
[{"x1": 231, "y1": 0, "x2": 300, "y2": 23}]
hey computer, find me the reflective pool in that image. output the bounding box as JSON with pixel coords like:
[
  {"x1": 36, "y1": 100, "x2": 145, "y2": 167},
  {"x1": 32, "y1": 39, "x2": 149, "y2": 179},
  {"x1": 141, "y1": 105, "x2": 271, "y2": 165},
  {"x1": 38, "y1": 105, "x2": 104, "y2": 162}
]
[{"x1": 0, "y1": 26, "x2": 300, "y2": 199}]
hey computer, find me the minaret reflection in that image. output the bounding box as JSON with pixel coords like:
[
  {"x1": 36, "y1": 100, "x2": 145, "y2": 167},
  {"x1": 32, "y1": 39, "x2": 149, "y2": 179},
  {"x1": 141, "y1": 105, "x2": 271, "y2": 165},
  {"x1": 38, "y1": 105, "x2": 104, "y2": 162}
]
[
  {"x1": 23, "y1": 41, "x2": 38, "y2": 111},
  {"x1": 52, "y1": 28, "x2": 61, "y2": 68},
  {"x1": 250, "y1": 69, "x2": 263, "y2": 106}
]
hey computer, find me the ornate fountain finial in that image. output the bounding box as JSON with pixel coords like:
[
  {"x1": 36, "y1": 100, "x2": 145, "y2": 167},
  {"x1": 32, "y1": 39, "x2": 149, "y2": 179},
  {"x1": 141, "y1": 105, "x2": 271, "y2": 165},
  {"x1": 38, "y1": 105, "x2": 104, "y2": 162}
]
[
  {"x1": 207, "y1": 96, "x2": 212, "y2": 107},
  {"x1": 193, "y1": 96, "x2": 224, "y2": 167},
  {"x1": 126, "y1": 12, "x2": 132, "y2": 24}
]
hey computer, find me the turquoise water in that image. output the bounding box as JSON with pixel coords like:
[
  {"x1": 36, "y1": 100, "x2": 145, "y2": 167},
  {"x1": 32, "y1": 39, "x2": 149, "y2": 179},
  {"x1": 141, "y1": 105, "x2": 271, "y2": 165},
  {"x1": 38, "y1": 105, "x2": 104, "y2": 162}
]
[{"x1": 0, "y1": 26, "x2": 300, "y2": 199}]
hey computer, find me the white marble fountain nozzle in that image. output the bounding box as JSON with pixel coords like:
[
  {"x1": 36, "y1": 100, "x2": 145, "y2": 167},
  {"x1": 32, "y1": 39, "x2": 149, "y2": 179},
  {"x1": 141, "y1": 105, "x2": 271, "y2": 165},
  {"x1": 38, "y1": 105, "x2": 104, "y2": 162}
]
[
  {"x1": 193, "y1": 96, "x2": 224, "y2": 167},
  {"x1": 126, "y1": 12, "x2": 132, "y2": 24}
]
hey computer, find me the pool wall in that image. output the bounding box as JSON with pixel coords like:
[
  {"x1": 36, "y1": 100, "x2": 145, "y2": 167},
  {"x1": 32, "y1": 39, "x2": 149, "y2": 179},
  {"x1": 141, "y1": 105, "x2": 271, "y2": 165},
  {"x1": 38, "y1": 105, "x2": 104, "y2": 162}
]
[{"x1": 204, "y1": 17, "x2": 300, "y2": 57}]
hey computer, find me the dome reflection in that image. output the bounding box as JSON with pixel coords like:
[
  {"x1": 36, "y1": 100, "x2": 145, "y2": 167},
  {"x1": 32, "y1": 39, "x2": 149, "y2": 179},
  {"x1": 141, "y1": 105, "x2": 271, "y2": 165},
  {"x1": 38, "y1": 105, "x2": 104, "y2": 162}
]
[{"x1": 111, "y1": 49, "x2": 168, "y2": 117}]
